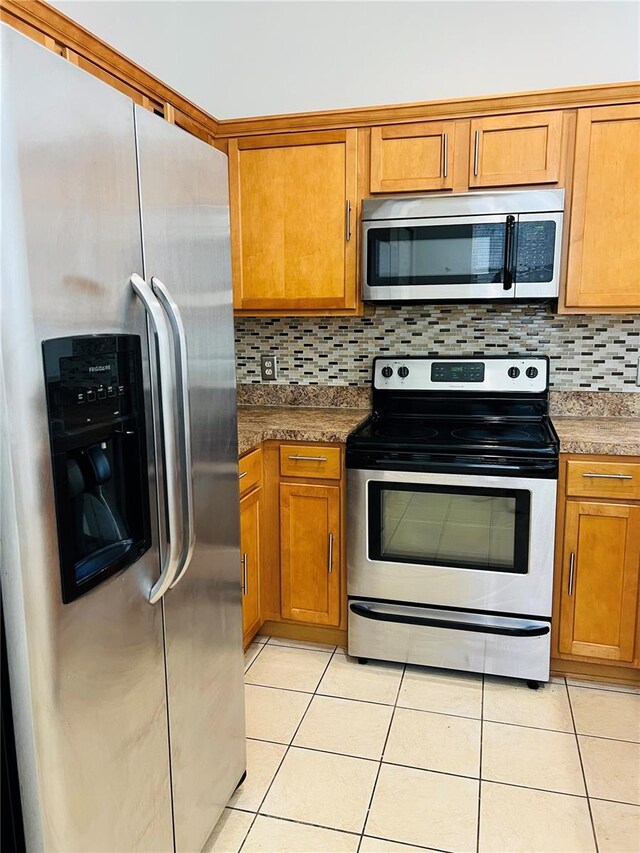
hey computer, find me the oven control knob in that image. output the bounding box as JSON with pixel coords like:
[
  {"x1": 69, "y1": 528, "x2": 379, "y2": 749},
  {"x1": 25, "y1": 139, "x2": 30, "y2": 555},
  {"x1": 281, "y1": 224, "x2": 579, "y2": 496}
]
[
  {"x1": 508, "y1": 366, "x2": 520, "y2": 379},
  {"x1": 526, "y1": 366, "x2": 539, "y2": 379},
  {"x1": 398, "y1": 366, "x2": 410, "y2": 378},
  {"x1": 381, "y1": 366, "x2": 393, "y2": 378}
]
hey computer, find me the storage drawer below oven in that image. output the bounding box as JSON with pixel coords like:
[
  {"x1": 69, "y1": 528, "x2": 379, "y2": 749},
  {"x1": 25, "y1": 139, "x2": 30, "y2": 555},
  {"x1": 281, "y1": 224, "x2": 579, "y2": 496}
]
[{"x1": 348, "y1": 600, "x2": 551, "y2": 682}]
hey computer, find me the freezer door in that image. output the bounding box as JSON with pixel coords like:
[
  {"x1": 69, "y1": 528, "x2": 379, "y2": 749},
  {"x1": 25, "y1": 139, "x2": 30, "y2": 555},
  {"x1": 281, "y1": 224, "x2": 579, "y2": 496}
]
[
  {"x1": 134, "y1": 106, "x2": 246, "y2": 852},
  {"x1": 0, "y1": 27, "x2": 173, "y2": 852}
]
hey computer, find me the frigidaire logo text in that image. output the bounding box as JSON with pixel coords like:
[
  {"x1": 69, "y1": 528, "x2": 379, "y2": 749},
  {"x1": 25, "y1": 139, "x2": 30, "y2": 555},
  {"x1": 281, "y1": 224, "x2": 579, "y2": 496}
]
[{"x1": 88, "y1": 365, "x2": 111, "y2": 373}]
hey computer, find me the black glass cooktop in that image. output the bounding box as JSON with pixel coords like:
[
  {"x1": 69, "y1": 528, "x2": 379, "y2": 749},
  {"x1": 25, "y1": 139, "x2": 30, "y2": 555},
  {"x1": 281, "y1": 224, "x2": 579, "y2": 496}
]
[{"x1": 350, "y1": 415, "x2": 557, "y2": 455}]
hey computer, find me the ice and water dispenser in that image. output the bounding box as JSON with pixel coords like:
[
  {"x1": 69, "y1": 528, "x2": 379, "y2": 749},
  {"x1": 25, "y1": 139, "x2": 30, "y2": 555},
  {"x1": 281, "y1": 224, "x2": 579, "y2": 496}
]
[{"x1": 43, "y1": 335, "x2": 151, "y2": 603}]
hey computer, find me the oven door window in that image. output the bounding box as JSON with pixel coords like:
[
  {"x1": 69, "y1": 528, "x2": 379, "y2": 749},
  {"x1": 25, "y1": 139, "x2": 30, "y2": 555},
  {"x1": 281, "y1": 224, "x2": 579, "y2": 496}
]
[
  {"x1": 366, "y1": 221, "x2": 507, "y2": 287},
  {"x1": 369, "y1": 483, "x2": 530, "y2": 574}
]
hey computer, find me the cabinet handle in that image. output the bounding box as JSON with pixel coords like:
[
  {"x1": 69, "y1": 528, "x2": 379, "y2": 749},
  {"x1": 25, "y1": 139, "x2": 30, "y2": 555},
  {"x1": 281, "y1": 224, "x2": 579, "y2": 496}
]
[
  {"x1": 581, "y1": 472, "x2": 632, "y2": 480},
  {"x1": 328, "y1": 532, "x2": 334, "y2": 574},
  {"x1": 288, "y1": 455, "x2": 328, "y2": 462},
  {"x1": 568, "y1": 552, "x2": 575, "y2": 596},
  {"x1": 345, "y1": 200, "x2": 351, "y2": 242},
  {"x1": 241, "y1": 553, "x2": 248, "y2": 595},
  {"x1": 442, "y1": 132, "x2": 448, "y2": 179},
  {"x1": 239, "y1": 471, "x2": 248, "y2": 480},
  {"x1": 473, "y1": 130, "x2": 479, "y2": 176}
]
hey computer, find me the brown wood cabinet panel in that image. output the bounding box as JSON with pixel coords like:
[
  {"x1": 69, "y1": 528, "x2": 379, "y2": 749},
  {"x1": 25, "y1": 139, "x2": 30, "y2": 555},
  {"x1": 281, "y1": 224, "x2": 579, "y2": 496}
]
[
  {"x1": 240, "y1": 487, "x2": 262, "y2": 644},
  {"x1": 280, "y1": 482, "x2": 340, "y2": 626},
  {"x1": 370, "y1": 121, "x2": 456, "y2": 192},
  {"x1": 239, "y1": 447, "x2": 262, "y2": 496},
  {"x1": 469, "y1": 111, "x2": 563, "y2": 187},
  {"x1": 558, "y1": 500, "x2": 640, "y2": 662},
  {"x1": 279, "y1": 445, "x2": 341, "y2": 480},
  {"x1": 566, "y1": 460, "x2": 640, "y2": 501},
  {"x1": 564, "y1": 105, "x2": 640, "y2": 311},
  {"x1": 229, "y1": 130, "x2": 358, "y2": 313}
]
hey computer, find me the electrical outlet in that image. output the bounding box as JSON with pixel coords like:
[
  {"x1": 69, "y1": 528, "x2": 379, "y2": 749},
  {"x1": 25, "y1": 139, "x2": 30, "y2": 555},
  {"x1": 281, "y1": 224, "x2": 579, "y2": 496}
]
[{"x1": 261, "y1": 354, "x2": 277, "y2": 381}]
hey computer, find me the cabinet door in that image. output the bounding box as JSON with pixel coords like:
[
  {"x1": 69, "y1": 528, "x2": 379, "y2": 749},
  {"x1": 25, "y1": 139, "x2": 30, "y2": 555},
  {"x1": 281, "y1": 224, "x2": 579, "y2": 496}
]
[
  {"x1": 564, "y1": 105, "x2": 640, "y2": 311},
  {"x1": 469, "y1": 111, "x2": 562, "y2": 187},
  {"x1": 229, "y1": 130, "x2": 357, "y2": 312},
  {"x1": 370, "y1": 121, "x2": 456, "y2": 192},
  {"x1": 559, "y1": 501, "x2": 640, "y2": 662},
  {"x1": 240, "y1": 487, "x2": 261, "y2": 642},
  {"x1": 280, "y1": 482, "x2": 340, "y2": 626}
]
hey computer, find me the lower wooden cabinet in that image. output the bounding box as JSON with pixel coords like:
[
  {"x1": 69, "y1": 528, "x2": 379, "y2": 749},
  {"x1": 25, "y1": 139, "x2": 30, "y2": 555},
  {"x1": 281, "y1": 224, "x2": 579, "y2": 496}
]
[
  {"x1": 554, "y1": 455, "x2": 640, "y2": 677},
  {"x1": 239, "y1": 486, "x2": 262, "y2": 645},
  {"x1": 280, "y1": 481, "x2": 341, "y2": 627},
  {"x1": 558, "y1": 500, "x2": 640, "y2": 663}
]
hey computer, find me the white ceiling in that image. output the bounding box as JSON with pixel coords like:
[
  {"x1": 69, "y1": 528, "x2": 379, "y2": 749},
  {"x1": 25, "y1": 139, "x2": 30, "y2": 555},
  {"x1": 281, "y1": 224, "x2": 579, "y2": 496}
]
[{"x1": 51, "y1": 1, "x2": 640, "y2": 119}]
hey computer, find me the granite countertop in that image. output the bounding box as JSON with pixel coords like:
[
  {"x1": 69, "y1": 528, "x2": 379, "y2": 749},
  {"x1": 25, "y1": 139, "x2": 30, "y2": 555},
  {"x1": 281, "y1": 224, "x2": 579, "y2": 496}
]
[
  {"x1": 552, "y1": 416, "x2": 640, "y2": 457},
  {"x1": 236, "y1": 386, "x2": 640, "y2": 458},
  {"x1": 237, "y1": 405, "x2": 370, "y2": 456}
]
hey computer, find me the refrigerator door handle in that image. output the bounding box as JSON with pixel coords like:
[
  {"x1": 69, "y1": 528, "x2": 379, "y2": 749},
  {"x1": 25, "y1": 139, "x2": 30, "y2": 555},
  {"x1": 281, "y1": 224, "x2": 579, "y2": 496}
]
[
  {"x1": 130, "y1": 274, "x2": 184, "y2": 603},
  {"x1": 151, "y1": 276, "x2": 196, "y2": 589}
]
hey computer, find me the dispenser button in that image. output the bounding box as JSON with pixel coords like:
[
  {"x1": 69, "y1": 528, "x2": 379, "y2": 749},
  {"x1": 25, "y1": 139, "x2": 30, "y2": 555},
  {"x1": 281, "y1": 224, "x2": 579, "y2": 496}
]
[
  {"x1": 107, "y1": 386, "x2": 116, "y2": 398},
  {"x1": 97, "y1": 387, "x2": 106, "y2": 400},
  {"x1": 76, "y1": 391, "x2": 86, "y2": 404},
  {"x1": 86, "y1": 389, "x2": 96, "y2": 402},
  {"x1": 118, "y1": 385, "x2": 125, "y2": 395}
]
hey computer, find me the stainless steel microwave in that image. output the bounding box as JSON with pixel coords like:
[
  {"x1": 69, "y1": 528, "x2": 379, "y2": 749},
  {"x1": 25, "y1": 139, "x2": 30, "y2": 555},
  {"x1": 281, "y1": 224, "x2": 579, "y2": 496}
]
[{"x1": 362, "y1": 189, "x2": 564, "y2": 303}]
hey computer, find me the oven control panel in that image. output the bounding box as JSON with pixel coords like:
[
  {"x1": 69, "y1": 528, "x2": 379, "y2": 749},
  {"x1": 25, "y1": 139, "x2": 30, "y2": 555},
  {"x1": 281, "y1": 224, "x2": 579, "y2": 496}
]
[{"x1": 374, "y1": 357, "x2": 548, "y2": 393}]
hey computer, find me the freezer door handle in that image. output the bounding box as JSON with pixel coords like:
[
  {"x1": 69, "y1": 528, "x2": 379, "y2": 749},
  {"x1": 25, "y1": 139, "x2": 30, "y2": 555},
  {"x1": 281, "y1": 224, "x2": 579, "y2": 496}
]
[
  {"x1": 151, "y1": 276, "x2": 196, "y2": 589},
  {"x1": 131, "y1": 274, "x2": 184, "y2": 603}
]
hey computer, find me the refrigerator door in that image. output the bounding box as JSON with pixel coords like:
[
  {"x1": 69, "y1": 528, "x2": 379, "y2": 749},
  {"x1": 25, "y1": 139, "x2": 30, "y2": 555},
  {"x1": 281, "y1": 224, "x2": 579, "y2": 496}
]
[
  {"x1": 0, "y1": 27, "x2": 173, "y2": 852},
  {"x1": 134, "y1": 106, "x2": 246, "y2": 852}
]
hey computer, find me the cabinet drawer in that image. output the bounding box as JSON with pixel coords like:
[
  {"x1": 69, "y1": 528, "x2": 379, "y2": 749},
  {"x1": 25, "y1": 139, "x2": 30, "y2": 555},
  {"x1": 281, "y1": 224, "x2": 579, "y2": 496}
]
[
  {"x1": 279, "y1": 445, "x2": 341, "y2": 480},
  {"x1": 566, "y1": 460, "x2": 640, "y2": 500},
  {"x1": 239, "y1": 447, "x2": 262, "y2": 495}
]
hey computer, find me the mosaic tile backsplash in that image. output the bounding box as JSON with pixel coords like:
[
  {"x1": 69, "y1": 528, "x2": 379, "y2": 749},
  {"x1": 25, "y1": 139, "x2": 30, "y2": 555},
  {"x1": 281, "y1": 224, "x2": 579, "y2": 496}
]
[{"x1": 234, "y1": 304, "x2": 639, "y2": 392}]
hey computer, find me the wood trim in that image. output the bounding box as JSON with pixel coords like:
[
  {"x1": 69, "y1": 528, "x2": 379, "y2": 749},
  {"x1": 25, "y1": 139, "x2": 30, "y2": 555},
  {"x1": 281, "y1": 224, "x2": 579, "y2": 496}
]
[
  {"x1": 551, "y1": 658, "x2": 640, "y2": 686},
  {"x1": 1, "y1": 0, "x2": 218, "y2": 142},
  {"x1": 260, "y1": 620, "x2": 347, "y2": 649},
  {"x1": 216, "y1": 82, "x2": 640, "y2": 139}
]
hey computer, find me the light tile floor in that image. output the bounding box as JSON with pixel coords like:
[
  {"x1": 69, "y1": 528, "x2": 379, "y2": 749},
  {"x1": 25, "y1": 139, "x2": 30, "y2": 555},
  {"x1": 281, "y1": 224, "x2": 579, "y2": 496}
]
[{"x1": 206, "y1": 637, "x2": 640, "y2": 853}]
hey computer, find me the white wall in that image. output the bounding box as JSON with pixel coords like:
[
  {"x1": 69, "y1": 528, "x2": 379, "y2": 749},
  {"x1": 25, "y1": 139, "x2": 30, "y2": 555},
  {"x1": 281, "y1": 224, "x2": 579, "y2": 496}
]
[{"x1": 52, "y1": 1, "x2": 640, "y2": 118}]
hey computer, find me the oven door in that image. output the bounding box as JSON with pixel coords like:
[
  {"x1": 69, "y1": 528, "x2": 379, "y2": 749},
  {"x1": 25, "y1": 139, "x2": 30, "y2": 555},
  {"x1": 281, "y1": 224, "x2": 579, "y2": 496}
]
[
  {"x1": 362, "y1": 214, "x2": 513, "y2": 302},
  {"x1": 347, "y1": 468, "x2": 557, "y2": 617}
]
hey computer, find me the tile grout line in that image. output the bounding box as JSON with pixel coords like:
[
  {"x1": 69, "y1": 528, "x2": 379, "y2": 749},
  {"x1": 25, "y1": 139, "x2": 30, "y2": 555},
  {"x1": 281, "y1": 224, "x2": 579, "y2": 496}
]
[
  {"x1": 476, "y1": 674, "x2": 485, "y2": 853},
  {"x1": 356, "y1": 661, "x2": 407, "y2": 853},
  {"x1": 236, "y1": 645, "x2": 339, "y2": 851},
  {"x1": 565, "y1": 677, "x2": 600, "y2": 853}
]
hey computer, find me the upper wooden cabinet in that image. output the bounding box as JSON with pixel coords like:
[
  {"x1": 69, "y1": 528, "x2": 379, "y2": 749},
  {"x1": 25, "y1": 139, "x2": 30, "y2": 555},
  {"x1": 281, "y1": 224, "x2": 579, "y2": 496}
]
[
  {"x1": 368, "y1": 111, "x2": 564, "y2": 194},
  {"x1": 469, "y1": 112, "x2": 563, "y2": 187},
  {"x1": 229, "y1": 130, "x2": 358, "y2": 313},
  {"x1": 564, "y1": 104, "x2": 640, "y2": 312},
  {"x1": 558, "y1": 499, "x2": 640, "y2": 663},
  {"x1": 370, "y1": 121, "x2": 457, "y2": 192}
]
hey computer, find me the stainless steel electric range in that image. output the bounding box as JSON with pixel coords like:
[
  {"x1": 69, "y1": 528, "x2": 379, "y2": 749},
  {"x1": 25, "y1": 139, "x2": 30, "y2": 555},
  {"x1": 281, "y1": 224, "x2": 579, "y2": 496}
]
[{"x1": 346, "y1": 356, "x2": 559, "y2": 683}]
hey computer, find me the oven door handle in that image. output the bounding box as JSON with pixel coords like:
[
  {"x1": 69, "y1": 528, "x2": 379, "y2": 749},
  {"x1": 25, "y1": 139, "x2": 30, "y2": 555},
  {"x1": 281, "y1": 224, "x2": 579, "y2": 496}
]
[{"x1": 349, "y1": 603, "x2": 550, "y2": 637}]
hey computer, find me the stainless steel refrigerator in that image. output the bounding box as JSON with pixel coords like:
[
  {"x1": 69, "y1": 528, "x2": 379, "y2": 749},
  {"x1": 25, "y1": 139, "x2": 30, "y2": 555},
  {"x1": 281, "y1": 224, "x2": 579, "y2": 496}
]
[{"x1": 0, "y1": 25, "x2": 246, "y2": 852}]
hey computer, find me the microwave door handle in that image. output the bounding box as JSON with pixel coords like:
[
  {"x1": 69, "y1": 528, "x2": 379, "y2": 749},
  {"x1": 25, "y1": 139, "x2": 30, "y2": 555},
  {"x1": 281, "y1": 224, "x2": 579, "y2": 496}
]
[
  {"x1": 150, "y1": 276, "x2": 196, "y2": 590},
  {"x1": 130, "y1": 274, "x2": 184, "y2": 604},
  {"x1": 502, "y1": 214, "x2": 516, "y2": 291}
]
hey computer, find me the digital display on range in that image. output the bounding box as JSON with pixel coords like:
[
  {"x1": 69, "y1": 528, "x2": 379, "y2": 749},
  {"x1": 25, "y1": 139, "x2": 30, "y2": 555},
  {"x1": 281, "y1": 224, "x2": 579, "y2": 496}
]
[{"x1": 431, "y1": 362, "x2": 485, "y2": 383}]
